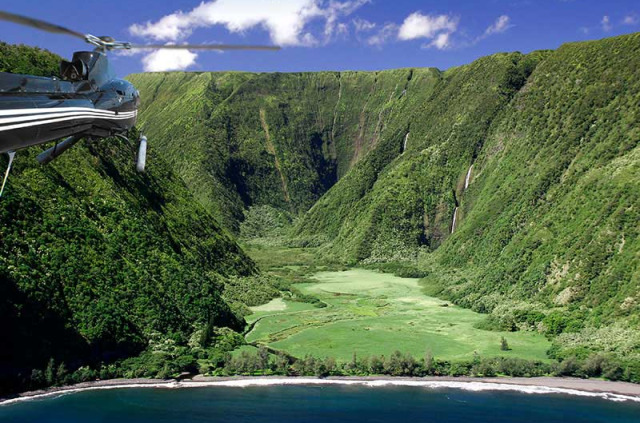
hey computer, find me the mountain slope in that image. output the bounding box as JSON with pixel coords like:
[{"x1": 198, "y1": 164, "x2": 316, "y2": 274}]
[
  {"x1": 128, "y1": 34, "x2": 639, "y2": 323},
  {"x1": 129, "y1": 34, "x2": 638, "y2": 340},
  {"x1": 431, "y1": 34, "x2": 640, "y2": 320},
  {"x1": 0, "y1": 42, "x2": 255, "y2": 394},
  {"x1": 127, "y1": 68, "x2": 442, "y2": 232},
  {"x1": 297, "y1": 33, "x2": 639, "y2": 330},
  {"x1": 295, "y1": 51, "x2": 547, "y2": 259}
]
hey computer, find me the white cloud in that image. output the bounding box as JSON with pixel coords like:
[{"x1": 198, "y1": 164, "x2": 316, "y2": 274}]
[
  {"x1": 367, "y1": 23, "x2": 398, "y2": 46},
  {"x1": 601, "y1": 15, "x2": 612, "y2": 32},
  {"x1": 323, "y1": 0, "x2": 370, "y2": 39},
  {"x1": 391, "y1": 11, "x2": 459, "y2": 49},
  {"x1": 353, "y1": 18, "x2": 376, "y2": 33},
  {"x1": 334, "y1": 22, "x2": 349, "y2": 38},
  {"x1": 366, "y1": 11, "x2": 513, "y2": 51},
  {"x1": 468, "y1": 14, "x2": 513, "y2": 45},
  {"x1": 130, "y1": 0, "x2": 368, "y2": 47},
  {"x1": 397, "y1": 12, "x2": 458, "y2": 41},
  {"x1": 427, "y1": 32, "x2": 451, "y2": 50},
  {"x1": 141, "y1": 49, "x2": 198, "y2": 72},
  {"x1": 623, "y1": 14, "x2": 638, "y2": 25},
  {"x1": 131, "y1": 12, "x2": 190, "y2": 41},
  {"x1": 485, "y1": 15, "x2": 512, "y2": 36}
]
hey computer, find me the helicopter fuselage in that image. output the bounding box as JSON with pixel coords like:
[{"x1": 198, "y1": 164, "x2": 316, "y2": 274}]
[
  {"x1": 0, "y1": 50, "x2": 139, "y2": 154},
  {"x1": 0, "y1": 8, "x2": 277, "y2": 195}
]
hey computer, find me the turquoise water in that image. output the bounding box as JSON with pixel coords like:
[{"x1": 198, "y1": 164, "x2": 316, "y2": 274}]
[{"x1": 1, "y1": 385, "x2": 639, "y2": 422}]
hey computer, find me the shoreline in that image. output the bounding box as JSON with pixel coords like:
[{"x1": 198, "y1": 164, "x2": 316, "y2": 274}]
[{"x1": 2, "y1": 375, "x2": 640, "y2": 406}]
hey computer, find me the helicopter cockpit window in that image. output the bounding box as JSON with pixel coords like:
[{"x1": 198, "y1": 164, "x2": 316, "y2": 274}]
[{"x1": 60, "y1": 59, "x2": 88, "y2": 82}]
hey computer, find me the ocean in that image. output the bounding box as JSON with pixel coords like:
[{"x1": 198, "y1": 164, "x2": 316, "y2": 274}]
[{"x1": 1, "y1": 381, "x2": 639, "y2": 422}]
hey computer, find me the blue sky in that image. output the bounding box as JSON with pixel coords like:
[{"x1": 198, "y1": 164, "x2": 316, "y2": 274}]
[{"x1": 1, "y1": 0, "x2": 638, "y2": 76}]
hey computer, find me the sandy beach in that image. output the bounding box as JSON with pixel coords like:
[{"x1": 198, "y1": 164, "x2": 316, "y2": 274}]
[{"x1": 2, "y1": 375, "x2": 639, "y2": 406}]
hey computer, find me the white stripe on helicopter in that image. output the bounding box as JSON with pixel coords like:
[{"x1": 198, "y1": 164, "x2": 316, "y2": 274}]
[
  {"x1": 0, "y1": 110, "x2": 136, "y2": 126},
  {"x1": 0, "y1": 112, "x2": 137, "y2": 132},
  {"x1": 0, "y1": 107, "x2": 135, "y2": 117}
]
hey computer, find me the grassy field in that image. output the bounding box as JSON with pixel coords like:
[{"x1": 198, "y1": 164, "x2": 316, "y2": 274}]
[
  {"x1": 245, "y1": 269, "x2": 551, "y2": 362},
  {"x1": 240, "y1": 243, "x2": 324, "y2": 269}
]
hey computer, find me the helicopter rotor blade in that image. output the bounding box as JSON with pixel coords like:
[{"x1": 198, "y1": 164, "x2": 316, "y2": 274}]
[
  {"x1": 0, "y1": 10, "x2": 86, "y2": 40},
  {"x1": 128, "y1": 44, "x2": 281, "y2": 51},
  {"x1": 0, "y1": 11, "x2": 280, "y2": 52}
]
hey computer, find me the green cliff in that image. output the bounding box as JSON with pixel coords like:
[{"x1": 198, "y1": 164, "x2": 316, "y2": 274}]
[
  {"x1": 0, "y1": 42, "x2": 255, "y2": 394},
  {"x1": 129, "y1": 33, "x2": 639, "y2": 364}
]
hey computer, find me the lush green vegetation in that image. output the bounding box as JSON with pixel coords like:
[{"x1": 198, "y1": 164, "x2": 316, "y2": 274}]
[
  {"x1": 127, "y1": 68, "x2": 445, "y2": 233},
  {"x1": 0, "y1": 42, "x2": 60, "y2": 76},
  {"x1": 245, "y1": 269, "x2": 550, "y2": 362},
  {"x1": 2, "y1": 31, "x2": 639, "y2": 395},
  {"x1": 244, "y1": 35, "x2": 639, "y2": 374},
  {"x1": 430, "y1": 34, "x2": 639, "y2": 327},
  {"x1": 295, "y1": 52, "x2": 548, "y2": 261},
  {"x1": 130, "y1": 33, "x2": 638, "y2": 382},
  {"x1": 24, "y1": 327, "x2": 247, "y2": 390},
  {"x1": 219, "y1": 346, "x2": 637, "y2": 382},
  {"x1": 0, "y1": 45, "x2": 256, "y2": 395},
  {"x1": 419, "y1": 34, "x2": 639, "y2": 367},
  {"x1": 240, "y1": 205, "x2": 294, "y2": 240},
  {"x1": 223, "y1": 274, "x2": 281, "y2": 318}
]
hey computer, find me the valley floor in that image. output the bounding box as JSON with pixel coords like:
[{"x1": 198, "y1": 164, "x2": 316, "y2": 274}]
[{"x1": 242, "y1": 246, "x2": 550, "y2": 363}]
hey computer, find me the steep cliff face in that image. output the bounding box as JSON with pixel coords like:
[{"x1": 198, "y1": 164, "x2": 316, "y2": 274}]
[
  {"x1": 128, "y1": 52, "x2": 545, "y2": 243},
  {"x1": 127, "y1": 67, "x2": 441, "y2": 232},
  {"x1": 2, "y1": 31, "x2": 639, "y2": 389},
  {"x1": 431, "y1": 34, "x2": 640, "y2": 318},
  {"x1": 0, "y1": 42, "x2": 255, "y2": 392},
  {"x1": 296, "y1": 33, "x2": 639, "y2": 324},
  {"x1": 129, "y1": 33, "x2": 638, "y2": 325},
  {"x1": 295, "y1": 51, "x2": 547, "y2": 259}
]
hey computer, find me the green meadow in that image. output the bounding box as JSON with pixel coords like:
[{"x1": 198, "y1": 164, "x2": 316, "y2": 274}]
[{"x1": 246, "y1": 269, "x2": 551, "y2": 362}]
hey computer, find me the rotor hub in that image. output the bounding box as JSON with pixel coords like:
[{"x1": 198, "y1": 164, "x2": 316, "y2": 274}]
[{"x1": 84, "y1": 34, "x2": 131, "y2": 51}]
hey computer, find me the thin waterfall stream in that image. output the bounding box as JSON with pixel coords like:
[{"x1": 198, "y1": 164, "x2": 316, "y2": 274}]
[
  {"x1": 451, "y1": 207, "x2": 458, "y2": 234},
  {"x1": 402, "y1": 132, "x2": 409, "y2": 153},
  {"x1": 452, "y1": 164, "x2": 473, "y2": 233},
  {"x1": 464, "y1": 164, "x2": 473, "y2": 190}
]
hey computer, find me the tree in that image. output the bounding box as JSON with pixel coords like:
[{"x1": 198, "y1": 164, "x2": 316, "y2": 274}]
[
  {"x1": 476, "y1": 359, "x2": 497, "y2": 377},
  {"x1": 369, "y1": 355, "x2": 384, "y2": 374},
  {"x1": 257, "y1": 346, "x2": 270, "y2": 371},
  {"x1": 581, "y1": 353, "x2": 605, "y2": 377},
  {"x1": 199, "y1": 315, "x2": 214, "y2": 348},
  {"x1": 175, "y1": 354, "x2": 198, "y2": 374},
  {"x1": 384, "y1": 351, "x2": 404, "y2": 376},
  {"x1": 424, "y1": 350, "x2": 434, "y2": 374},
  {"x1": 314, "y1": 360, "x2": 328, "y2": 377},
  {"x1": 555, "y1": 356, "x2": 580, "y2": 377},
  {"x1": 30, "y1": 369, "x2": 44, "y2": 389},
  {"x1": 45, "y1": 358, "x2": 56, "y2": 385},
  {"x1": 274, "y1": 353, "x2": 289, "y2": 375},
  {"x1": 345, "y1": 352, "x2": 359, "y2": 374},
  {"x1": 500, "y1": 337, "x2": 510, "y2": 351},
  {"x1": 304, "y1": 355, "x2": 317, "y2": 376},
  {"x1": 56, "y1": 362, "x2": 68, "y2": 385},
  {"x1": 323, "y1": 357, "x2": 337, "y2": 375}
]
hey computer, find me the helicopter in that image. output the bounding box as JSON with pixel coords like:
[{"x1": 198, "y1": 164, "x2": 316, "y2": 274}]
[{"x1": 0, "y1": 10, "x2": 279, "y2": 197}]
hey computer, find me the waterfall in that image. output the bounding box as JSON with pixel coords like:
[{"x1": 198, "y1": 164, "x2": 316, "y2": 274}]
[
  {"x1": 402, "y1": 133, "x2": 410, "y2": 153},
  {"x1": 464, "y1": 164, "x2": 473, "y2": 190},
  {"x1": 451, "y1": 207, "x2": 458, "y2": 234}
]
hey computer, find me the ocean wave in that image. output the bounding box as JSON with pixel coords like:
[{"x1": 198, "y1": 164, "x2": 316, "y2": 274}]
[{"x1": 2, "y1": 378, "x2": 639, "y2": 406}]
